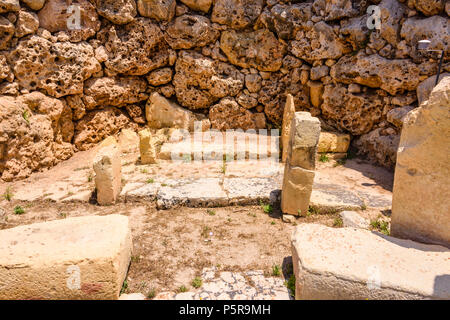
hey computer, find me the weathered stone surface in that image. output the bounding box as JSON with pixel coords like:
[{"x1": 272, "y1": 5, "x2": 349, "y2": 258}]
[
  {"x1": 20, "y1": 0, "x2": 45, "y2": 10},
  {"x1": 0, "y1": 215, "x2": 132, "y2": 299},
  {"x1": 417, "y1": 74, "x2": 450, "y2": 106},
  {"x1": 256, "y1": 3, "x2": 313, "y2": 40},
  {"x1": 0, "y1": 0, "x2": 19, "y2": 13},
  {"x1": 119, "y1": 293, "x2": 146, "y2": 300},
  {"x1": 312, "y1": 0, "x2": 359, "y2": 21},
  {"x1": 318, "y1": 131, "x2": 350, "y2": 153},
  {"x1": 282, "y1": 164, "x2": 315, "y2": 216},
  {"x1": 180, "y1": 0, "x2": 211, "y2": 13},
  {"x1": 224, "y1": 177, "x2": 280, "y2": 206},
  {"x1": 165, "y1": 15, "x2": 219, "y2": 49},
  {"x1": 354, "y1": 128, "x2": 400, "y2": 169},
  {"x1": 331, "y1": 54, "x2": 420, "y2": 95},
  {"x1": 94, "y1": 144, "x2": 122, "y2": 205},
  {"x1": 9, "y1": 36, "x2": 101, "y2": 97},
  {"x1": 95, "y1": 0, "x2": 136, "y2": 24},
  {"x1": 83, "y1": 77, "x2": 148, "y2": 109},
  {"x1": 281, "y1": 94, "x2": 295, "y2": 163},
  {"x1": 74, "y1": 107, "x2": 135, "y2": 151},
  {"x1": 378, "y1": 0, "x2": 407, "y2": 46},
  {"x1": 138, "y1": 129, "x2": 158, "y2": 165},
  {"x1": 220, "y1": 29, "x2": 286, "y2": 72},
  {"x1": 410, "y1": 0, "x2": 445, "y2": 16},
  {"x1": 400, "y1": 16, "x2": 449, "y2": 53},
  {"x1": 290, "y1": 21, "x2": 350, "y2": 61},
  {"x1": 307, "y1": 81, "x2": 324, "y2": 108},
  {"x1": 209, "y1": 98, "x2": 257, "y2": 131},
  {"x1": 0, "y1": 15, "x2": 15, "y2": 50},
  {"x1": 321, "y1": 84, "x2": 384, "y2": 135},
  {"x1": 287, "y1": 112, "x2": 321, "y2": 170},
  {"x1": 291, "y1": 224, "x2": 450, "y2": 300},
  {"x1": 118, "y1": 129, "x2": 138, "y2": 153},
  {"x1": 173, "y1": 50, "x2": 244, "y2": 109},
  {"x1": 387, "y1": 106, "x2": 414, "y2": 128},
  {"x1": 137, "y1": 0, "x2": 175, "y2": 21},
  {"x1": 340, "y1": 211, "x2": 369, "y2": 229},
  {"x1": 37, "y1": 0, "x2": 100, "y2": 42},
  {"x1": 212, "y1": 0, "x2": 264, "y2": 30},
  {"x1": 391, "y1": 77, "x2": 450, "y2": 248},
  {"x1": 101, "y1": 18, "x2": 170, "y2": 76},
  {"x1": 145, "y1": 92, "x2": 195, "y2": 131},
  {"x1": 0, "y1": 92, "x2": 74, "y2": 181},
  {"x1": 15, "y1": 9, "x2": 39, "y2": 38},
  {"x1": 147, "y1": 68, "x2": 172, "y2": 86},
  {"x1": 156, "y1": 178, "x2": 228, "y2": 209}
]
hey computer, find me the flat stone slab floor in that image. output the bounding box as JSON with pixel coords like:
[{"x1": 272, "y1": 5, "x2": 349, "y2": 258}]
[
  {"x1": 0, "y1": 134, "x2": 393, "y2": 213},
  {"x1": 151, "y1": 268, "x2": 291, "y2": 300}
]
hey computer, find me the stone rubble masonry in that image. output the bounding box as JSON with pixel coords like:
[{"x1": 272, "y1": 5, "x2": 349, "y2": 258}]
[
  {"x1": 391, "y1": 77, "x2": 450, "y2": 248},
  {"x1": 291, "y1": 224, "x2": 450, "y2": 300},
  {"x1": 93, "y1": 144, "x2": 122, "y2": 205},
  {"x1": 281, "y1": 112, "x2": 321, "y2": 216},
  {"x1": 0, "y1": 215, "x2": 132, "y2": 300}
]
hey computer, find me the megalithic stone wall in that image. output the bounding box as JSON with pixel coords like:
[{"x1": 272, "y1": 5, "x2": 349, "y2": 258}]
[
  {"x1": 391, "y1": 76, "x2": 450, "y2": 248},
  {"x1": 281, "y1": 112, "x2": 321, "y2": 216}
]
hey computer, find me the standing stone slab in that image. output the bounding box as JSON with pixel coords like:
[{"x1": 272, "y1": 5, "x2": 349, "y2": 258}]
[
  {"x1": 391, "y1": 77, "x2": 450, "y2": 248},
  {"x1": 281, "y1": 94, "x2": 295, "y2": 163},
  {"x1": 139, "y1": 129, "x2": 158, "y2": 164},
  {"x1": 0, "y1": 215, "x2": 132, "y2": 300},
  {"x1": 291, "y1": 224, "x2": 450, "y2": 300},
  {"x1": 282, "y1": 112, "x2": 321, "y2": 216},
  {"x1": 93, "y1": 145, "x2": 122, "y2": 205},
  {"x1": 287, "y1": 112, "x2": 321, "y2": 170}
]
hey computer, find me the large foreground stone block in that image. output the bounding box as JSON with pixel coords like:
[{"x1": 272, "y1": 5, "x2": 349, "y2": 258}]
[
  {"x1": 291, "y1": 224, "x2": 450, "y2": 300},
  {"x1": 0, "y1": 215, "x2": 132, "y2": 300},
  {"x1": 391, "y1": 77, "x2": 450, "y2": 248}
]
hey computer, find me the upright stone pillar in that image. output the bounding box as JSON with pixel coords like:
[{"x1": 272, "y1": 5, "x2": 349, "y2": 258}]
[
  {"x1": 281, "y1": 112, "x2": 321, "y2": 216},
  {"x1": 93, "y1": 144, "x2": 122, "y2": 206},
  {"x1": 281, "y1": 94, "x2": 296, "y2": 163},
  {"x1": 139, "y1": 128, "x2": 158, "y2": 164},
  {"x1": 391, "y1": 77, "x2": 450, "y2": 248}
]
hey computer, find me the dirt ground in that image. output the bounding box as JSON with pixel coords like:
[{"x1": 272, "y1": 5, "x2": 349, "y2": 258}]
[{"x1": 0, "y1": 197, "x2": 348, "y2": 297}]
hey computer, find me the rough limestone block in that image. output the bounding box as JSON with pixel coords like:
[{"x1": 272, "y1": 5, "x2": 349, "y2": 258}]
[
  {"x1": 145, "y1": 92, "x2": 195, "y2": 131},
  {"x1": 281, "y1": 94, "x2": 295, "y2": 163},
  {"x1": 281, "y1": 164, "x2": 315, "y2": 216},
  {"x1": 0, "y1": 215, "x2": 132, "y2": 300},
  {"x1": 392, "y1": 77, "x2": 450, "y2": 248},
  {"x1": 416, "y1": 73, "x2": 449, "y2": 106},
  {"x1": 138, "y1": 129, "x2": 158, "y2": 164},
  {"x1": 291, "y1": 224, "x2": 450, "y2": 300},
  {"x1": 318, "y1": 131, "x2": 351, "y2": 153},
  {"x1": 94, "y1": 145, "x2": 122, "y2": 205},
  {"x1": 118, "y1": 129, "x2": 139, "y2": 153},
  {"x1": 287, "y1": 112, "x2": 321, "y2": 170}
]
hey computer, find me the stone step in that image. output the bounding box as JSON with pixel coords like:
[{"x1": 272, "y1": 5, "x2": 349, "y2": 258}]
[
  {"x1": 158, "y1": 131, "x2": 280, "y2": 161},
  {"x1": 0, "y1": 215, "x2": 132, "y2": 300},
  {"x1": 291, "y1": 224, "x2": 450, "y2": 300}
]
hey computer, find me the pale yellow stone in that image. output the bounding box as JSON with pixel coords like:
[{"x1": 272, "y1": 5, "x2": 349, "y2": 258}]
[
  {"x1": 281, "y1": 94, "x2": 295, "y2": 163},
  {"x1": 391, "y1": 77, "x2": 450, "y2": 248},
  {"x1": 93, "y1": 145, "x2": 122, "y2": 205},
  {"x1": 308, "y1": 81, "x2": 324, "y2": 108},
  {"x1": 139, "y1": 129, "x2": 157, "y2": 165},
  {"x1": 0, "y1": 215, "x2": 132, "y2": 300},
  {"x1": 118, "y1": 129, "x2": 138, "y2": 153},
  {"x1": 281, "y1": 164, "x2": 315, "y2": 216},
  {"x1": 291, "y1": 224, "x2": 450, "y2": 300},
  {"x1": 318, "y1": 131, "x2": 351, "y2": 153},
  {"x1": 145, "y1": 92, "x2": 195, "y2": 131},
  {"x1": 99, "y1": 135, "x2": 118, "y2": 149}
]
